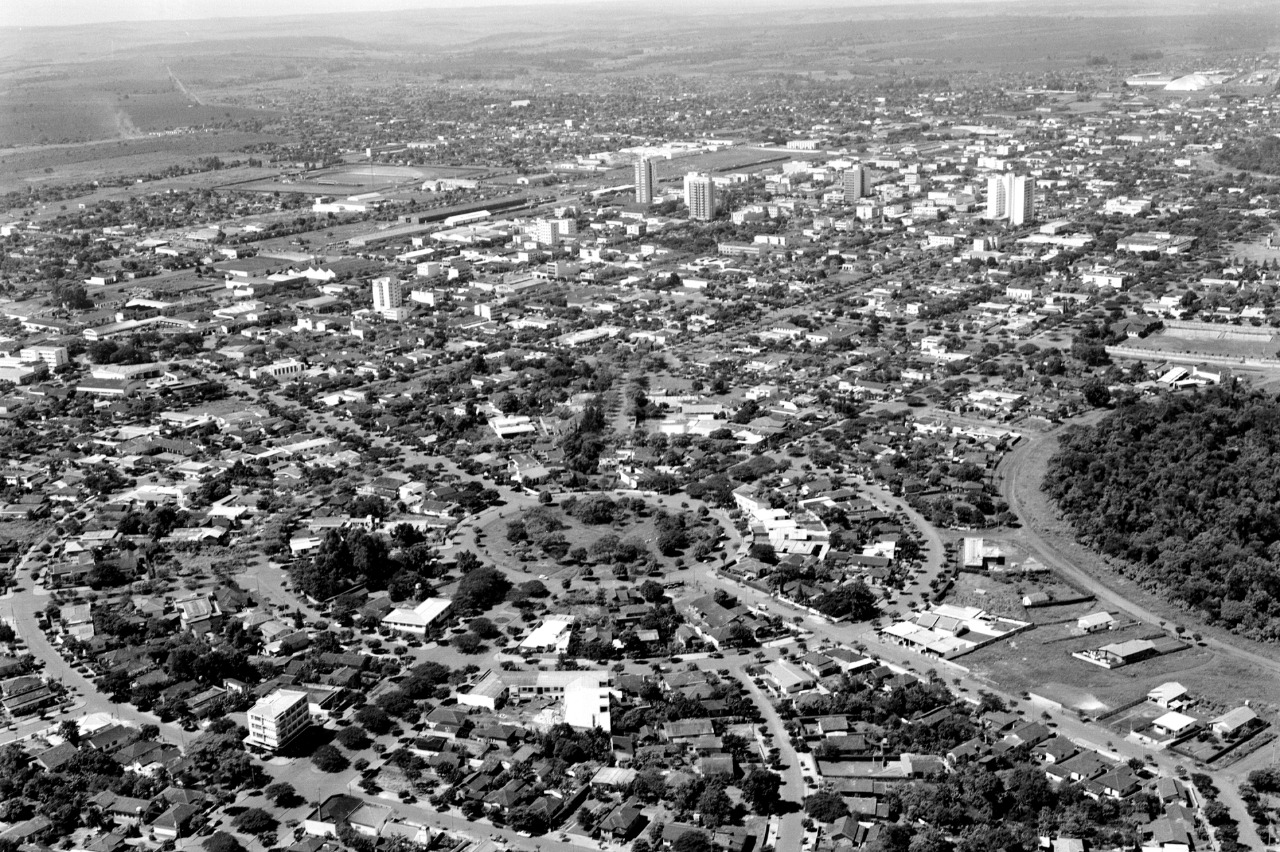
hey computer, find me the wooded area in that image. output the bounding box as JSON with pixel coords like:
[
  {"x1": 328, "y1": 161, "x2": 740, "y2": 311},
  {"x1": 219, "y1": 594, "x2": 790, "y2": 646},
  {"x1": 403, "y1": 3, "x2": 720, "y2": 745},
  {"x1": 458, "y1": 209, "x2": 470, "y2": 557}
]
[
  {"x1": 1217, "y1": 135, "x2": 1280, "y2": 175},
  {"x1": 1046, "y1": 386, "x2": 1280, "y2": 640}
]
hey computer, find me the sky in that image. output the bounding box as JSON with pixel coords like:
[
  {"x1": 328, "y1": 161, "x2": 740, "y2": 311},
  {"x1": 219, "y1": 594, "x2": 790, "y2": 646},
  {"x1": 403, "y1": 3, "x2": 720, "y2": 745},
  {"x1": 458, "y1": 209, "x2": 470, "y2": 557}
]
[{"x1": 5, "y1": 0, "x2": 1035, "y2": 29}]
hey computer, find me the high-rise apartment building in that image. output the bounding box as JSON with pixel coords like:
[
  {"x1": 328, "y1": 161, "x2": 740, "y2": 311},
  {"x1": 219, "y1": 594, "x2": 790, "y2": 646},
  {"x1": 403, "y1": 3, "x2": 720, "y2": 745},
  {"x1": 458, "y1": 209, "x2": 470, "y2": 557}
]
[
  {"x1": 634, "y1": 157, "x2": 656, "y2": 205},
  {"x1": 683, "y1": 172, "x2": 716, "y2": 221},
  {"x1": 371, "y1": 276, "x2": 403, "y2": 313},
  {"x1": 986, "y1": 173, "x2": 1034, "y2": 226},
  {"x1": 842, "y1": 164, "x2": 870, "y2": 199},
  {"x1": 246, "y1": 689, "x2": 310, "y2": 752}
]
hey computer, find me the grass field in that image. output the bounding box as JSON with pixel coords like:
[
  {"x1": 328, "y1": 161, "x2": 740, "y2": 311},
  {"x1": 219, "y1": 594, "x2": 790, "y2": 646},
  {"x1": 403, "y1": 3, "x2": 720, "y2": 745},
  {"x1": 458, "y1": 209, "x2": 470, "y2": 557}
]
[{"x1": 963, "y1": 621, "x2": 1222, "y2": 713}]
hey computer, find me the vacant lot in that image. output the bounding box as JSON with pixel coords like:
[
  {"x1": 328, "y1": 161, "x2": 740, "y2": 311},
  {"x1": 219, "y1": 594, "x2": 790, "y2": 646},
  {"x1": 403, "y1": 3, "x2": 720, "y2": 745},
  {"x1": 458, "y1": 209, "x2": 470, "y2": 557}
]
[
  {"x1": 965, "y1": 611, "x2": 1280, "y2": 717},
  {"x1": 946, "y1": 571, "x2": 1098, "y2": 625}
]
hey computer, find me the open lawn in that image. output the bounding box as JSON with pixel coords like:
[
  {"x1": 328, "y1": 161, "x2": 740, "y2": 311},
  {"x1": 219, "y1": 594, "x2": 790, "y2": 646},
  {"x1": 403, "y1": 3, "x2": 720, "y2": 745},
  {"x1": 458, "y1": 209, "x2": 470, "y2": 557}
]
[
  {"x1": 474, "y1": 495, "x2": 722, "y2": 584},
  {"x1": 964, "y1": 613, "x2": 1280, "y2": 717}
]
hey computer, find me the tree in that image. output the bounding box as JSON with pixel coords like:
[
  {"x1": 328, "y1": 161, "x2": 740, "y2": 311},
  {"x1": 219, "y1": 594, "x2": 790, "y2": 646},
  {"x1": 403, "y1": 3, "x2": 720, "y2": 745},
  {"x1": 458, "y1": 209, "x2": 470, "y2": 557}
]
[
  {"x1": 336, "y1": 726, "x2": 371, "y2": 751},
  {"x1": 232, "y1": 808, "x2": 277, "y2": 836},
  {"x1": 697, "y1": 785, "x2": 733, "y2": 828},
  {"x1": 804, "y1": 791, "x2": 849, "y2": 823},
  {"x1": 453, "y1": 632, "x2": 483, "y2": 654},
  {"x1": 312, "y1": 744, "x2": 350, "y2": 772},
  {"x1": 1248, "y1": 767, "x2": 1280, "y2": 793},
  {"x1": 632, "y1": 768, "x2": 668, "y2": 803},
  {"x1": 203, "y1": 832, "x2": 244, "y2": 852},
  {"x1": 506, "y1": 805, "x2": 547, "y2": 835},
  {"x1": 908, "y1": 827, "x2": 954, "y2": 852},
  {"x1": 672, "y1": 831, "x2": 713, "y2": 852},
  {"x1": 263, "y1": 782, "x2": 300, "y2": 807},
  {"x1": 355, "y1": 704, "x2": 392, "y2": 734},
  {"x1": 639, "y1": 580, "x2": 666, "y2": 602},
  {"x1": 1083, "y1": 379, "x2": 1111, "y2": 408},
  {"x1": 470, "y1": 617, "x2": 500, "y2": 638},
  {"x1": 739, "y1": 767, "x2": 782, "y2": 814},
  {"x1": 454, "y1": 566, "x2": 511, "y2": 612},
  {"x1": 57, "y1": 720, "x2": 80, "y2": 746},
  {"x1": 812, "y1": 580, "x2": 878, "y2": 621},
  {"x1": 748, "y1": 543, "x2": 777, "y2": 564},
  {"x1": 725, "y1": 623, "x2": 758, "y2": 648}
]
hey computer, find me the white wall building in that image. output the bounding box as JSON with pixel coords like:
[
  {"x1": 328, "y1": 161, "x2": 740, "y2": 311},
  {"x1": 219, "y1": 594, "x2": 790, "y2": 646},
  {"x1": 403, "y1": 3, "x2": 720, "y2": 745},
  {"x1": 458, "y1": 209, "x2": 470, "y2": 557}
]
[
  {"x1": 381, "y1": 597, "x2": 453, "y2": 635},
  {"x1": 684, "y1": 172, "x2": 716, "y2": 221},
  {"x1": 634, "y1": 157, "x2": 656, "y2": 205},
  {"x1": 246, "y1": 689, "x2": 311, "y2": 752},
  {"x1": 986, "y1": 173, "x2": 1034, "y2": 226}
]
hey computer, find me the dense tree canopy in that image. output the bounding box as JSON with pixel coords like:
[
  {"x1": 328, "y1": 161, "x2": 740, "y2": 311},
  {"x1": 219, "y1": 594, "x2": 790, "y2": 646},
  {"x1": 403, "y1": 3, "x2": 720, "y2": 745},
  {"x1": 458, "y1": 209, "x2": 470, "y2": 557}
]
[
  {"x1": 1046, "y1": 386, "x2": 1280, "y2": 639},
  {"x1": 1217, "y1": 135, "x2": 1280, "y2": 175}
]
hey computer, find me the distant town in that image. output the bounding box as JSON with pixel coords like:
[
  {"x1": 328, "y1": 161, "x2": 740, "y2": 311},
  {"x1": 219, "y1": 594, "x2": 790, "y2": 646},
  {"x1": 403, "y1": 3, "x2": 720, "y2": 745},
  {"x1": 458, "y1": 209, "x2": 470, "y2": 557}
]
[{"x1": 2, "y1": 11, "x2": 1280, "y2": 852}]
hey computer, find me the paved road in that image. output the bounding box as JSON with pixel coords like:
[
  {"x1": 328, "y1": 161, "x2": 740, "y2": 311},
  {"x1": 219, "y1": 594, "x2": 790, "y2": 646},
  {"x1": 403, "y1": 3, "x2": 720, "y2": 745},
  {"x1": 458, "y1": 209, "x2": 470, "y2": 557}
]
[
  {"x1": 730, "y1": 671, "x2": 805, "y2": 852},
  {"x1": 1, "y1": 541, "x2": 186, "y2": 746},
  {"x1": 688, "y1": 554, "x2": 1274, "y2": 850},
  {"x1": 999, "y1": 422, "x2": 1280, "y2": 682},
  {"x1": 853, "y1": 477, "x2": 948, "y2": 613},
  {"x1": 996, "y1": 423, "x2": 1271, "y2": 847}
]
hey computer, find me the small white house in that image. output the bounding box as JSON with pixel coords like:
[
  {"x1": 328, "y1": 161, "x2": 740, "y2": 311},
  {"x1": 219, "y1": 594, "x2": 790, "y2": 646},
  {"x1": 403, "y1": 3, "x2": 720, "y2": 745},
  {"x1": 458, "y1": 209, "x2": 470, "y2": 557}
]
[
  {"x1": 1148, "y1": 682, "x2": 1189, "y2": 709},
  {"x1": 1077, "y1": 612, "x2": 1116, "y2": 633},
  {"x1": 1211, "y1": 707, "x2": 1260, "y2": 738},
  {"x1": 1151, "y1": 711, "x2": 1199, "y2": 739}
]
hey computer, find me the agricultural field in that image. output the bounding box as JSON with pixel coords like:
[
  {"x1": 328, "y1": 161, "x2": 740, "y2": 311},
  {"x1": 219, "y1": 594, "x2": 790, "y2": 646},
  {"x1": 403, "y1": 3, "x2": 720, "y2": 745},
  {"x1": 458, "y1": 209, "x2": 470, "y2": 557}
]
[
  {"x1": 0, "y1": 133, "x2": 283, "y2": 200},
  {"x1": 0, "y1": 60, "x2": 278, "y2": 149}
]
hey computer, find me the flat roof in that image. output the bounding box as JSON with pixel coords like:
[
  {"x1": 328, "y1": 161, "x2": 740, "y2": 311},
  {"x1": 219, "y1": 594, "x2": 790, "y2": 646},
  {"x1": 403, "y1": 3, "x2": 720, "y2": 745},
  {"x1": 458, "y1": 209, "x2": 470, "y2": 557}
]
[
  {"x1": 249, "y1": 688, "x2": 308, "y2": 717},
  {"x1": 518, "y1": 616, "x2": 576, "y2": 649}
]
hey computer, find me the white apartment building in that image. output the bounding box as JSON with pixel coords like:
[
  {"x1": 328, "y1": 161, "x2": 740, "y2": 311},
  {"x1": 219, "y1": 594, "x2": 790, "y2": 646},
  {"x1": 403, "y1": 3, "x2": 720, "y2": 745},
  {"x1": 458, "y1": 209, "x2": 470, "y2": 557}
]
[
  {"x1": 634, "y1": 157, "x2": 656, "y2": 205},
  {"x1": 986, "y1": 173, "x2": 1034, "y2": 226},
  {"x1": 683, "y1": 172, "x2": 716, "y2": 221},
  {"x1": 371, "y1": 276, "x2": 402, "y2": 311},
  {"x1": 246, "y1": 689, "x2": 311, "y2": 752}
]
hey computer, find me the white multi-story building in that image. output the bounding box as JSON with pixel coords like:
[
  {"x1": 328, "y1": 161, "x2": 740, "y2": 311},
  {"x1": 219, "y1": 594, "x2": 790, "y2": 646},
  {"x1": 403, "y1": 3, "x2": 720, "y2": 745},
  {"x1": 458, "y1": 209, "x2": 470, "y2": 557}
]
[
  {"x1": 371, "y1": 276, "x2": 407, "y2": 320},
  {"x1": 842, "y1": 164, "x2": 870, "y2": 199},
  {"x1": 683, "y1": 172, "x2": 716, "y2": 221},
  {"x1": 634, "y1": 157, "x2": 656, "y2": 205},
  {"x1": 986, "y1": 173, "x2": 1034, "y2": 226},
  {"x1": 246, "y1": 689, "x2": 311, "y2": 752},
  {"x1": 18, "y1": 345, "x2": 68, "y2": 368},
  {"x1": 534, "y1": 218, "x2": 578, "y2": 246}
]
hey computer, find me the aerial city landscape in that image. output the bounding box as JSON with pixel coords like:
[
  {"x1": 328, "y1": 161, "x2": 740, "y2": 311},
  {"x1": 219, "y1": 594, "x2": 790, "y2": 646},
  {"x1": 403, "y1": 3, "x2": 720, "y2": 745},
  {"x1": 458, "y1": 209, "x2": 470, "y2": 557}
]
[{"x1": 2, "y1": 0, "x2": 1280, "y2": 851}]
